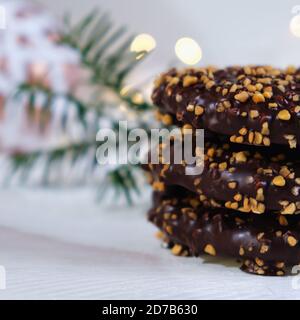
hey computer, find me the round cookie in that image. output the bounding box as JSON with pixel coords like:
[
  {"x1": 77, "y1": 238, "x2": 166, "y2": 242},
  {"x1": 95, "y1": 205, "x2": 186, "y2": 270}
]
[
  {"x1": 145, "y1": 138, "x2": 300, "y2": 215},
  {"x1": 152, "y1": 65, "x2": 300, "y2": 148},
  {"x1": 149, "y1": 188, "x2": 300, "y2": 276}
]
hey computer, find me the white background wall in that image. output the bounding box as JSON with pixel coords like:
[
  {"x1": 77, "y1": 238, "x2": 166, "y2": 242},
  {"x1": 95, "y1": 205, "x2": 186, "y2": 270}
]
[{"x1": 37, "y1": 0, "x2": 300, "y2": 80}]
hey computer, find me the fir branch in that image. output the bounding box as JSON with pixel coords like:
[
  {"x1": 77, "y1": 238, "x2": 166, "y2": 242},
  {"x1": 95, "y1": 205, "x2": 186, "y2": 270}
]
[
  {"x1": 7, "y1": 139, "x2": 96, "y2": 184},
  {"x1": 15, "y1": 83, "x2": 90, "y2": 127},
  {"x1": 8, "y1": 140, "x2": 144, "y2": 205},
  {"x1": 8, "y1": 9, "x2": 154, "y2": 204},
  {"x1": 61, "y1": 9, "x2": 153, "y2": 111},
  {"x1": 105, "y1": 165, "x2": 141, "y2": 205}
]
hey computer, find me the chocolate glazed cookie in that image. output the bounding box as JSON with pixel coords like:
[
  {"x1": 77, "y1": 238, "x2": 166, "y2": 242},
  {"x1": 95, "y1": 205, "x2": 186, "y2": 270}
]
[
  {"x1": 152, "y1": 66, "x2": 300, "y2": 148},
  {"x1": 146, "y1": 138, "x2": 300, "y2": 215},
  {"x1": 149, "y1": 188, "x2": 300, "y2": 276}
]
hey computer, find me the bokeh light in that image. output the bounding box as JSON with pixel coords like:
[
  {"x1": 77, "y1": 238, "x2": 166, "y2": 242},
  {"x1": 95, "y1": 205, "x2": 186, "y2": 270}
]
[
  {"x1": 130, "y1": 33, "x2": 156, "y2": 53},
  {"x1": 131, "y1": 92, "x2": 144, "y2": 105},
  {"x1": 120, "y1": 85, "x2": 131, "y2": 96},
  {"x1": 175, "y1": 37, "x2": 202, "y2": 65},
  {"x1": 290, "y1": 15, "x2": 300, "y2": 37}
]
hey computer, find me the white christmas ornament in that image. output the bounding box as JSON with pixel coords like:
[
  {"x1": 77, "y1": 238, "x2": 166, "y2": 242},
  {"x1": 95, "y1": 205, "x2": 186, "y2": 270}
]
[{"x1": 0, "y1": 0, "x2": 81, "y2": 152}]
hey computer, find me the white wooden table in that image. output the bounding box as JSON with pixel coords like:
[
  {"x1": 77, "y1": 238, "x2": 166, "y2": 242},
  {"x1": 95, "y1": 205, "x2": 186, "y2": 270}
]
[{"x1": 0, "y1": 188, "x2": 299, "y2": 299}]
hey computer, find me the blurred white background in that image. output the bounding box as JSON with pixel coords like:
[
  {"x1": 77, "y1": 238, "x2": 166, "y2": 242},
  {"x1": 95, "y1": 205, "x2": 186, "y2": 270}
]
[{"x1": 39, "y1": 0, "x2": 300, "y2": 77}]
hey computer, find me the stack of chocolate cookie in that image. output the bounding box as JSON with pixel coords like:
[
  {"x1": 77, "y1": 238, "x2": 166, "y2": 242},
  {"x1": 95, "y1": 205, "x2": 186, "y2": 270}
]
[{"x1": 146, "y1": 66, "x2": 300, "y2": 276}]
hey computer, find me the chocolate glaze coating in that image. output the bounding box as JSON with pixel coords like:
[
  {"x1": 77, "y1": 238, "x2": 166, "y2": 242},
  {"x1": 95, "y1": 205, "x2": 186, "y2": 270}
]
[
  {"x1": 146, "y1": 137, "x2": 300, "y2": 214},
  {"x1": 152, "y1": 66, "x2": 300, "y2": 148},
  {"x1": 149, "y1": 188, "x2": 300, "y2": 276}
]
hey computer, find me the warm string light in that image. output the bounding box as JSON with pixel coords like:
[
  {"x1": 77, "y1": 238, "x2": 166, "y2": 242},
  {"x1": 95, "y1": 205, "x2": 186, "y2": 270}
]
[
  {"x1": 130, "y1": 33, "x2": 156, "y2": 53},
  {"x1": 128, "y1": 34, "x2": 203, "y2": 97},
  {"x1": 175, "y1": 37, "x2": 202, "y2": 65},
  {"x1": 290, "y1": 6, "x2": 300, "y2": 38},
  {"x1": 290, "y1": 14, "x2": 300, "y2": 37},
  {"x1": 130, "y1": 33, "x2": 203, "y2": 65},
  {"x1": 120, "y1": 85, "x2": 144, "y2": 106},
  {"x1": 131, "y1": 92, "x2": 144, "y2": 105}
]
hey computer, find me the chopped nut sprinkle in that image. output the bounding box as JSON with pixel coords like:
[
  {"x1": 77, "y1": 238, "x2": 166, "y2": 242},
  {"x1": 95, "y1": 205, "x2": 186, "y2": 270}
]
[
  {"x1": 228, "y1": 181, "x2": 237, "y2": 189},
  {"x1": 279, "y1": 215, "x2": 288, "y2": 226},
  {"x1": 239, "y1": 127, "x2": 248, "y2": 135},
  {"x1": 255, "y1": 258, "x2": 264, "y2": 267},
  {"x1": 252, "y1": 93, "x2": 265, "y2": 103},
  {"x1": 287, "y1": 236, "x2": 298, "y2": 247},
  {"x1": 183, "y1": 75, "x2": 198, "y2": 87},
  {"x1": 277, "y1": 109, "x2": 291, "y2": 121},
  {"x1": 171, "y1": 244, "x2": 183, "y2": 255},
  {"x1": 257, "y1": 232, "x2": 264, "y2": 240},
  {"x1": 152, "y1": 181, "x2": 165, "y2": 192},
  {"x1": 161, "y1": 114, "x2": 173, "y2": 126},
  {"x1": 249, "y1": 110, "x2": 259, "y2": 119},
  {"x1": 282, "y1": 203, "x2": 296, "y2": 215},
  {"x1": 235, "y1": 151, "x2": 247, "y2": 163},
  {"x1": 268, "y1": 102, "x2": 278, "y2": 108},
  {"x1": 219, "y1": 162, "x2": 227, "y2": 170},
  {"x1": 204, "y1": 244, "x2": 216, "y2": 256},
  {"x1": 276, "y1": 262, "x2": 285, "y2": 269},
  {"x1": 186, "y1": 104, "x2": 195, "y2": 112},
  {"x1": 260, "y1": 244, "x2": 269, "y2": 254},
  {"x1": 175, "y1": 94, "x2": 182, "y2": 102},
  {"x1": 234, "y1": 91, "x2": 249, "y2": 102},
  {"x1": 195, "y1": 105, "x2": 204, "y2": 116},
  {"x1": 272, "y1": 176, "x2": 286, "y2": 187},
  {"x1": 234, "y1": 193, "x2": 242, "y2": 201}
]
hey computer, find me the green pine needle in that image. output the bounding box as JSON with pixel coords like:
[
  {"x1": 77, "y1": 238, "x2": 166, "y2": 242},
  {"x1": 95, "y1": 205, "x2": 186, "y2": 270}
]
[{"x1": 9, "y1": 9, "x2": 154, "y2": 204}]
